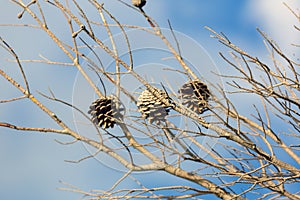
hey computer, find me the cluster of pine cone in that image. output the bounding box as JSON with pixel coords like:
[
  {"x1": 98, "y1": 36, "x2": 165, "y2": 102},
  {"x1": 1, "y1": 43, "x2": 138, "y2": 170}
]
[
  {"x1": 137, "y1": 80, "x2": 210, "y2": 125},
  {"x1": 88, "y1": 80, "x2": 210, "y2": 128}
]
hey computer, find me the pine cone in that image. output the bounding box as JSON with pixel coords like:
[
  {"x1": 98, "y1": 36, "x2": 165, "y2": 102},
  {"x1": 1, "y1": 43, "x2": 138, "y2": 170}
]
[
  {"x1": 137, "y1": 89, "x2": 171, "y2": 125},
  {"x1": 132, "y1": 0, "x2": 146, "y2": 8},
  {"x1": 178, "y1": 80, "x2": 210, "y2": 114},
  {"x1": 88, "y1": 96, "x2": 123, "y2": 129}
]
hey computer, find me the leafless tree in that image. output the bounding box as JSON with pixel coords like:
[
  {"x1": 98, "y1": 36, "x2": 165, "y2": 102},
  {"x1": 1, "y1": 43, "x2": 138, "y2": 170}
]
[{"x1": 1, "y1": 1, "x2": 299, "y2": 199}]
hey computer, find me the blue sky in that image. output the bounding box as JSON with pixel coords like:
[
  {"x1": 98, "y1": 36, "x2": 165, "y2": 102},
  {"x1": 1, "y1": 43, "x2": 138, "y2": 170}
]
[{"x1": 1, "y1": 1, "x2": 300, "y2": 199}]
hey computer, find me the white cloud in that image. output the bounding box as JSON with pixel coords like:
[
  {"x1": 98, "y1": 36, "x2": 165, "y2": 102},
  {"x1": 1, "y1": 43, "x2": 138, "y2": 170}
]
[{"x1": 245, "y1": 0, "x2": 300, "y2": 52}]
